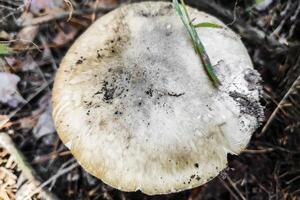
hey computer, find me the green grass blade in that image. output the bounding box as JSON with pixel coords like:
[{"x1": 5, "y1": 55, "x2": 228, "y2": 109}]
[
  {"x1": 255, "y1": 0, "x2": 264, "y2": 4},
  {"x1": 0, "y1": 44, "x2": 11, "y2": 56},
  {"x1": 173, "y1": 0, "x2": 221, "y2": 87},
  {"x1": 193, "y1": 22, "x2": 223, "y2": 29}
]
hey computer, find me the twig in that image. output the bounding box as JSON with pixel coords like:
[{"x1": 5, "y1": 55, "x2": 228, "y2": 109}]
[
  {"x1": 0, "y1": 4, "x2": 24, "y2": 23},
  {"x1": 285, "y1": 175, "x2": 300, "y2": 185},
  {"x1": 1, "y1": 39, "x2": 42, "y2": 52},
  {"x1": 48, "y1": 158, "x2": 76, "y2": 190},
  {"x1": 218, "y1": 177, "x2": 240, "y2": 200},
  {"x1": 243, "y1": 147, "x2": 274, "y2": 154},
  {"x1": 24, "y1": 161, "x2": 79, "y2": 200},
  {"x1": 226, "y1": 0, "x2": 238, "y2": 26},
  {"x1": 0, "y1": 4, "x2": 17, "y2": 11},
  {"x1": 261, "y1": 75, "x2": 300, "y2": 134},
  {"x1": 64, "y1": 0, "x2": 74, "y2": 21},
  {"x1": 0, "y1": 0, "x2": 23, "y2": 8},
  {"x1": 272, "y1": 0, "x2": 293, "y2": 37},
  {"x1": 32, "y1": 150, "x2": 71, "y2": 164},
  {"x1": 227, "y1": 176, "x2": 246, "y2": 200},
  {"x1": 288, "y1": 1, "x2": 300, "y2": 39}
]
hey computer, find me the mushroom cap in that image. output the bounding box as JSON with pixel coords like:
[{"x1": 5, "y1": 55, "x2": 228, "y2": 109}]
[{"x1": 52, "y1": 1, "x2": 263, "y2": 195}]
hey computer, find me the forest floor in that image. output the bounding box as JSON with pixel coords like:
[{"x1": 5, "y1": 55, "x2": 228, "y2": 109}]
[{"x1": 0, "y1": 0, "x2": 300, "y2": 199}]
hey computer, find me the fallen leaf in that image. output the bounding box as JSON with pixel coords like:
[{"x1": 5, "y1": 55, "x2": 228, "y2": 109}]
[
  {"x1": 17, "y1": 116, "x2": 38, "y2": 130},
  {"x1": 33, "y1": 96, "x2": 56, "y2": 145},
  {"x1": 0, "y1": 72, "x2": 25, "y2": 108},
  {"x1": 98, "y1": 0, "x2": 118, "y2": 8},
  {"x1": 33, "y1": 106, "x2": 55, "y2": 139},
  {"x1": 52, "y1": 23, "x2": 78, "y2": 46},
  {"x1": 24, "y1": 0, "x2": 65, "y2": 16},
  {"x1": 16, "y1": 25, "x2": 39, "y2": 47},
  {"x1": 0, "y1": 31, "x2": 10, "y2": 40}
]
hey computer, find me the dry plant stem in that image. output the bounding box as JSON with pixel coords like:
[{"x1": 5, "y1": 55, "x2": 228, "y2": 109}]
[
  {"x1": 226, "y1": 176, "x2": 246, "y2": 200},
  {"x1": 261, "y1": 75, "x2": 300, "y2": 134},
  {"x1": 64, "y1": 0, "x2": 74, "y2": 21},
  {"x1": 23, "y1": 162, "x2": 79, "y2": 200},
  {"x1": 0, "y1": 5, "x2": 24, "y2": 23},
  {"x1": 243, "y1": 147, "x2": 274, "y2": 154},
  {"x1": 0, "y1": 132, "x2": 59, "y2": 200},
  {"x1": 218, "y1": 177, "x2": 240, "y2": 200}
]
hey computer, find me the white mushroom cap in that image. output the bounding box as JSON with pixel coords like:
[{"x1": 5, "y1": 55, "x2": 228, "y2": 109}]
[{"x1": 52, "y1": 1, "x2": 264, "y2": 195}]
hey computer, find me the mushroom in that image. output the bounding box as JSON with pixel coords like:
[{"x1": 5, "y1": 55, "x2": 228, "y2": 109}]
[{"x1": 52, "y1": 1, "x2": 264, "y2": 195}]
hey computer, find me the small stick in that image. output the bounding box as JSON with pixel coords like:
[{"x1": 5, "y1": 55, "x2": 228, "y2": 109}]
[
  {"x1": 261, "y1": 75, "x2": 300, "y2": 134},
  {"x1": 218, "y1": 177, "x2": 240, "y2": 200},
  {"x1": 227, "y1": 176, "x2": 246, "y2": 200},
  {"x1": 23, "y1": 162, "x2": 79, "y2": 200}
]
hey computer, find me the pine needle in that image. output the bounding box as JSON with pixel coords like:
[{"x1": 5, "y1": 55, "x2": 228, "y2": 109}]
[{"x1": 173, "y1": 0, "x2": 221, "y2": 87}]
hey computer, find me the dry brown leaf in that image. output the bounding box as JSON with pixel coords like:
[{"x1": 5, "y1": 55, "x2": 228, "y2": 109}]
[
  {"x1": 52, "y1": 23, "x2": 78, "y2": 46},
  {"x1": 98, "y1": 0, "x2": 118, "y2": 8},
  {"x1": 17, "y1": 116, "x2": 38, "y2": 130},
  {"x1": 24, "y1": 0, "x2": 65, "y2": 16},
  {"x1": 16, "y1": 25, "x2": 39, "y2": 48},
  {"x1": 0, "y1": 72, "x2": 25, "y2": 108}
]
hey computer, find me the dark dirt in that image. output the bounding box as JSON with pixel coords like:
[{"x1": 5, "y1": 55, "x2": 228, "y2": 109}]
[
  {"x1": 229, "y1": 91, "x2": 264, "y2": 123},
  {"x1": 138, "y1": 4, "x2": 173, "y2": 17}
]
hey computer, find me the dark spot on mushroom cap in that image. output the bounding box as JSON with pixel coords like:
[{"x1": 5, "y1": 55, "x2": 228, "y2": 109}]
[
  {"x1": 244, "y1": 69, "x2": 260, "y2": 90},
  {"x1": 114, "y1": 111, "x2": 123, "y2": 115},
  {"x1": 101, "y1": 81, "x2": 116, "y2": 103},
  {"x1": 138, "y1": 4, "x2": 172, "y2": 17},
  {"x1": 167, "y1": 92, "x2": 185, "y2": 97},
  {"x1": 76, "y1": 59, "x2": 83, "y2": 64},
  {"x1": 99, "y1": 120, "x2": 107, "y2": 129},
  {"x1": 229, "y1": 91, "x2": 264, "y2": 124},
  {"x1": 194, "y1": 163, "x2": 199, "y2": 168},
  {"x1": 145, "y1": 88, "x2": 153, "y2": 97}
]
